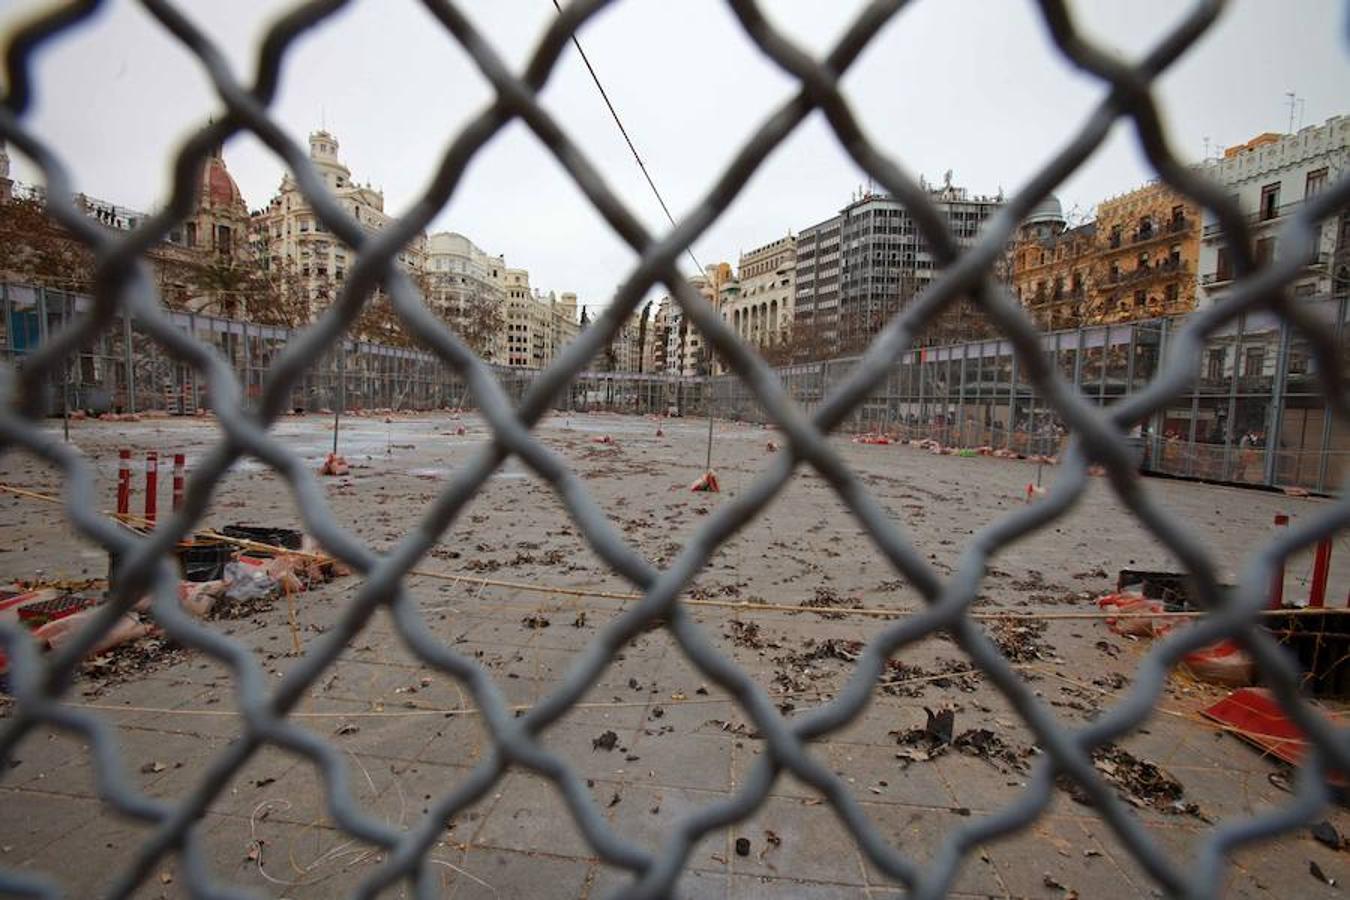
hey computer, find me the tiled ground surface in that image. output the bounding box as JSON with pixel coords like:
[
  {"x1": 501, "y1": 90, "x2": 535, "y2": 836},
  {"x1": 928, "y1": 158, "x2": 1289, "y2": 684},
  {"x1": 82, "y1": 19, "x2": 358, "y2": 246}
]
[{"x1": 1, "y1": 412, "x2": 1347, "y2": 898}]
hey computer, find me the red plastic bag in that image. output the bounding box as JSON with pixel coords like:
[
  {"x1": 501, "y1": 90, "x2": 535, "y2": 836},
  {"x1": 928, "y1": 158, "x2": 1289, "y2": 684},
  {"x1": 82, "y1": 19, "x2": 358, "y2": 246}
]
[
  {"x1": 1183, "y1": 639, "x2": 1255, "y2": 686},
  {"x1": 1098, "y1": 592, "x2": 1170, "y2": 637}
]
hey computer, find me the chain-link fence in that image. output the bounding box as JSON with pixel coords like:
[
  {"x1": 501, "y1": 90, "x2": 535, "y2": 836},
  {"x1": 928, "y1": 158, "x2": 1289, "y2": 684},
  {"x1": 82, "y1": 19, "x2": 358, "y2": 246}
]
[
  {"x1": 1, "y1": 1, "x2": 1349, "y2": 898},
  {"x1": 9, "y1": 279, "x2": 1345, "y2": 492}
]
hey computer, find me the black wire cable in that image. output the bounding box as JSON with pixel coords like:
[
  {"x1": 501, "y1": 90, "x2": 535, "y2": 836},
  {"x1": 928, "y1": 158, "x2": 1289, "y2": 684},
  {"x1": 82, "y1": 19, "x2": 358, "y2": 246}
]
[{"x1": 550, "y1": 0, "x2": 703, "y2": 275}]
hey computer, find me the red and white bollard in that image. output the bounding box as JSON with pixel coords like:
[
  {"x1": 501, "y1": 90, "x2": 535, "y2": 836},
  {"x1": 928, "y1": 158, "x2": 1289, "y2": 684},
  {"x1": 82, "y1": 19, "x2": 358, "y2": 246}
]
[
  {"x1": 144, "y1": 451, "x2": 159, "y2": 526},
  {"x1": 116, "y1": 448, "x2": 131, "y2": 518},
  {"x1": 172, "y1": 453, "x2": 186, "y2": 512},
  {"x1": 1310, "y1": 536, "x2": 1333, "y2": 609}
]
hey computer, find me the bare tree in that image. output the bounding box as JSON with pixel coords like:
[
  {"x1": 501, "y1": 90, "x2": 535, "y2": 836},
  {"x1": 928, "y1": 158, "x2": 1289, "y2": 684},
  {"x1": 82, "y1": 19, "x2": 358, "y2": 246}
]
[
  {"x1": 426, "y1": 270, "x2": 503, "y2": 362},
  {"x1": 0, "y1": 197, "x2": 95, "y2": 291}
]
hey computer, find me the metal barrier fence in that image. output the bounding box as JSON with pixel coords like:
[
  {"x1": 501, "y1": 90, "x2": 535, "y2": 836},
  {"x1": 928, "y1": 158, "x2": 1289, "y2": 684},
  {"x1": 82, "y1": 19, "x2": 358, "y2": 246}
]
[
  {"x1": 0, "y1": 2, "x2": 1348, "y2": 899},
  {"x1": 8, "y1": 281, "x2": 1345, "y2": 492}
]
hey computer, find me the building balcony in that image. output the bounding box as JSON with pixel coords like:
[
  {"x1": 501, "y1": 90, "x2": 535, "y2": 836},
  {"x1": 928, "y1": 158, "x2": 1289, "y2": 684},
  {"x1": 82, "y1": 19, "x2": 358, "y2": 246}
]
[
  {"x1": 1201, "y1": 251, "x2": 1329, "y2": 287},
  {"x1": 1201, "y1": 201, "x2": 1305, "y2": 239}
]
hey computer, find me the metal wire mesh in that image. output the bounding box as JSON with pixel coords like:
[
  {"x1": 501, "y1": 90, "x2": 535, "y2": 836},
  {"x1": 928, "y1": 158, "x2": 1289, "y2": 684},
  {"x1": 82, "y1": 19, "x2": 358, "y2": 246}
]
[{"x1": 1, "y1": 1, "x2": 1348, "y2": 897}]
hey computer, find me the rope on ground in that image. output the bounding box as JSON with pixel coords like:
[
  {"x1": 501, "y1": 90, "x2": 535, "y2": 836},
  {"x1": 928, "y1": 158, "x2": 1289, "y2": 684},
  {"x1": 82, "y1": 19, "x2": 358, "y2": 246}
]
[{"x1": 4, "y1": 481, "x2": 1347, "y2": 623}]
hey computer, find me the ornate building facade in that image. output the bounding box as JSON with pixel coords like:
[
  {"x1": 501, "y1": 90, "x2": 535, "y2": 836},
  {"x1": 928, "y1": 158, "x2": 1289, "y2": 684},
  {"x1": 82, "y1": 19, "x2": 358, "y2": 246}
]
[
  {"x1": 1011, "y1": 182, "x2": 1199, "y2": 330},
  {"x1": 726, "y1": 234, "x2": 795, "y2": 355},
  {"x1": 250, "y1": 130, "x2": 427, "y2": 319}
]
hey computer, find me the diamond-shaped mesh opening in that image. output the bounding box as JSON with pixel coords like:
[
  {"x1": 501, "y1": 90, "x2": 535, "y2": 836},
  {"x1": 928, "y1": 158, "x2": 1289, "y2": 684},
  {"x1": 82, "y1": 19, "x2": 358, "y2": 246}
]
[{"x1": 1, "y1": 1, "x2": 1349, "y2": 898}]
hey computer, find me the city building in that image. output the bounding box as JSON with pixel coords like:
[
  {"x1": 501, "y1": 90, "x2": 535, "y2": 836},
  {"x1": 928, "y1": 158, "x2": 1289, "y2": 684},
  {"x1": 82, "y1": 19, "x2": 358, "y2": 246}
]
[
  {"x1": 794, "y1": 175, "x2": 1002, "y2": 359},
  {"x1": 1010, "y1": 183, "x2": 1200, "y2": 330},
  {"x1": 662, "y1": 263, "x2": 732, "y2": 376},
  {"x1": 501, "y1": 268, "x2": 539, "y2": 367},
  {"x1": 424, "y1": 230, "x2": 505, "y2": 360},
  {"x1": 499, "y1": 270, "x2": 583, "y2": 369},
  {"x1": 1197, "y1": 115, "x2": 1349, "y2": 305},
  {"x1": 648, "y1": 298, "x2": 670, "y2": 375},
  {"x1": 0, "y1": 142, "x2": 263, "y2": 318},
  {"x1": 725, "y1": 234, "x2": 795, "y2": 359},
  {"x1": 0, "y1": 141, "x2": 12, "y2": 203},
  {"x1": 250, "y1": 129, "x2": 427, "y2": 319}
]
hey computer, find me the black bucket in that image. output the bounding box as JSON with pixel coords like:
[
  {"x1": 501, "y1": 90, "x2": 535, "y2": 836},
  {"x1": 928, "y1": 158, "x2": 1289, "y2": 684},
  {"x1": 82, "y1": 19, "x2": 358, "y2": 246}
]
[
  {"x1": 220, "y1": 524, "x2": 303, "y2": 557},
  {"x1": 176, "y1": 540, "x2": 233, "y2": 582}
]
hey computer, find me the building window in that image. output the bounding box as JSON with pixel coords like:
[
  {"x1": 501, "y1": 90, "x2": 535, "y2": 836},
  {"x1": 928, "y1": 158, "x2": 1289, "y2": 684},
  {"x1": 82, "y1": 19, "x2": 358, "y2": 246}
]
[
  {"x1": 1255, "y1": 236, "x2": 1276, "y2": 264},
  {"x1": 1137, "y1": 216, "x2": 1153, "y2": 240},
  {"x1": 1260, "y1": 182, "x2": 1280, "y2": 220},
  {"x1": 185, "y1": 221, "x2": 197, "y2": 247},
  {"x1": 216, "y1": 225, "x2": 231, "y2": 255},
  {"x1": 1170, "y1": 204, "x2": 1186, "y2": 231},
  {"x1": 1138, "y1": 251, "x2": 1150, "y2": 270},
  {"x1": 1306, "y1": 167, "x2": 1328, "y2": 198},
  {"x1": 1168, "y1": 244, "x2": 1181, "y2": 266},
  {"x1": 1215, "y1": 247, "x2": 1232, "y2": 282},
  {"x1": 1165, "y1": 283, "x2": 1180, "y2": 305},
  {"x1": 1109, "y1": 225, "x2": 1123, "y2": 248},
  {"x1": 1206, "y1": 349, "x2": 1224, "y2": 381},
  {"x1": 1243, "y1": 346, "x2": 1265, "y2": 379},
  {"x1": 1109, "y1": 262, "x2": 1121, "y2": 282},
  {"x1": 1133, "y1": 290, "x2": 1145, "y2": 309}
]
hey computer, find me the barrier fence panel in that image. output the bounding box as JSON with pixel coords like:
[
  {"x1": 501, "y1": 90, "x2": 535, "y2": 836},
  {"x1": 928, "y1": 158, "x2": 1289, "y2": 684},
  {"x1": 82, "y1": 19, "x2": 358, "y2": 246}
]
[{"x1": 1, "y1": 3, "x2": 1349, "y2": 899}]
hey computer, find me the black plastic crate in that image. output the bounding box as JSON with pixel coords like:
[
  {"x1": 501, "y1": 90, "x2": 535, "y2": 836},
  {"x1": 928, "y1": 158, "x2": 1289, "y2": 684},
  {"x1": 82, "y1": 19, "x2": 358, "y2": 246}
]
[
  {"x1": 219, "y1": 524, "x2": 303, "y2": 557},
  {"x1": 176, "y1": 540, "x2": 234, "y2": 583}
]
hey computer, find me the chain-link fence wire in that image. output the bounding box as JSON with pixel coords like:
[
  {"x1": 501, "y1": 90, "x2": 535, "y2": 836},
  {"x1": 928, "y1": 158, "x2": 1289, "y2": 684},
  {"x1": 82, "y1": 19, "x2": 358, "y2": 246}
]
[{"x1": 1, "y1": 0, "x2": 1349, "y2": 896}]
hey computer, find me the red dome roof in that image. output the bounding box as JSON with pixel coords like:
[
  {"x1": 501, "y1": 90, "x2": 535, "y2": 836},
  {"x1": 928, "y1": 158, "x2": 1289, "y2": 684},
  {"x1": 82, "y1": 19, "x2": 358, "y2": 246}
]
[{"x1": 201, "y1": 153, "x2": 244, "y2": 210}]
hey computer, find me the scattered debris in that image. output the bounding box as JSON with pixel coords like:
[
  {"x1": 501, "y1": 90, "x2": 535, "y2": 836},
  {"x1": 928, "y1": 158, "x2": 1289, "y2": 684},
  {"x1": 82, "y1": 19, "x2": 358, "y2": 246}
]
[
  {"x1": 734, "y1": 837, "x2": 751, "y2": 857},
  {"x1": 319, "y1": 452, "x2": 350, "y2": 476},
  {"x1": 703, "y1": 718, "x2": 760, "y2": 739},
  {"x1": 799, "y1": 586, "x2": 858, "y2": 619},
  {"x1": 726, "y1": 619, "x2": 767, "y2": 650},
  {"x1": 335, "y1": 722, "x2": 360, "y2": 736},
  {"x1": 521, "y1": 614, "x2": 551, "y2": 629},
  {"x1": 690, "y1": 470, "x2": 721, "y2": 493},
  {"x1": 1313, "y1": 821, "x2": 1344, "y2": 851},
  {"x1": 991, "y1": 618, "x2": 1051, "y2": 662},
  {"x1": 1182, "y1": 639, "x2": 1255, "y2": 686},
  {"x1": 891, "y1": 707, "x2": 956, "y2": 764},
  {"x1": 1058, "y1": 743, "x2": 1202, "y2": 819},
  {"x1": 953, "y1": 728, "x2": 1031, "y2": 774},
  {"x1": 1310, "y1": 860, "x2": 1337, "y2": 887},
  {"x1": 592, "y1": 730, "x2": 619, "y2": 752}
]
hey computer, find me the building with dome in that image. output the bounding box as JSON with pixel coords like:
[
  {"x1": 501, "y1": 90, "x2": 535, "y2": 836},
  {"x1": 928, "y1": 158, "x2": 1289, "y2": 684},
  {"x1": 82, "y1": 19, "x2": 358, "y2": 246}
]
[{"x1": 1010, "y1": 182, "x2": 1199, "y2": 330}]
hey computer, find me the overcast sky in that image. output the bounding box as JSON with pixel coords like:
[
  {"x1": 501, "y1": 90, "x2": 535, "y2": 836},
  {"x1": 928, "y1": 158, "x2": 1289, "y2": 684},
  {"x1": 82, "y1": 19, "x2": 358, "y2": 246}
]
[{"x1": 2, "y1": 1, "x2": 1347, "y2": 311}]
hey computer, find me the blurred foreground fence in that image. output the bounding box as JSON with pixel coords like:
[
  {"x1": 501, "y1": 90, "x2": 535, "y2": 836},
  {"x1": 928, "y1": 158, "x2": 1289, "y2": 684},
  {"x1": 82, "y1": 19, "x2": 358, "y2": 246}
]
[
  {"x1": 3, "y1": 1, "x2": 1350, "y2": 898},
  {"x1": 8, "y1": 281, "x2": 1345, "y2": 493}
]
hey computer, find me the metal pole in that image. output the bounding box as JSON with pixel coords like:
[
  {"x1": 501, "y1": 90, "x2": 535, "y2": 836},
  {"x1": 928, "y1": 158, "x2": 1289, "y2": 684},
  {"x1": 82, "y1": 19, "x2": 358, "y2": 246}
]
[
  {"x1": 1265, "y1": 317, "x2": 1291, "y2": 486},
  {"x1": 123, "y1": 310, "x2": 136, "y2": 414},
  {"x1": 334, "y1": 338, "x2": 345, "y2": 455},
  {"x1": 59, "y1": 290, "x2": 70, "y2": 441},
  {"x1": 705, "y1": 394, "x2": 714, "y2": 472}
]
